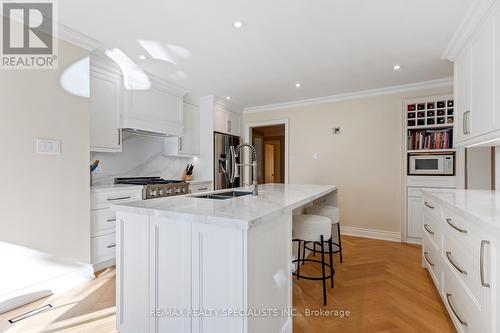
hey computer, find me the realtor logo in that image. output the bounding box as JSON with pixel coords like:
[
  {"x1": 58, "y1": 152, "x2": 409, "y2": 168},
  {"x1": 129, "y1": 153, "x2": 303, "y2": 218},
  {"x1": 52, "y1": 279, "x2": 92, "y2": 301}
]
[{"x1": 1, "y1": 0, "x2": 58, "y2": 69}]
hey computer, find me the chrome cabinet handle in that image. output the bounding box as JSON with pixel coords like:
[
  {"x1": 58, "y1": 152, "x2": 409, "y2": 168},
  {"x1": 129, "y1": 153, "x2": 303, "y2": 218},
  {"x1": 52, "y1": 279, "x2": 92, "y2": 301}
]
[
  {"x1": 107, "y1": 196, "x2": 131, "y2": 201},
  {"x1": 424, "y1": 201, "x2": 434, "y2": 209},
  {"x1": 446, "y1": 293, "x2": 468, "y2": 327},
  {"x1": 198, "y1": 188, "x2": 208, "y2": 191},
  {"x1": 480, "y1": 240, "x2": 491, "y2": 288},
  {"x1": 463, "y1": 112, "x2": 467, "y2": 134},
  {"x1": 107, "y1": 243, "x2": 116, "y2": 249},
  {"x1": 106, "y1": 218, "x2": 117, "y2": 222},
  {"x1": 179, "y1": 137, "x2": 183, "y2": 151},
  {"x1": 117, "y1": 129, "x2": 121, "y2": 145},
  {"x1": 446, "y1": 218, "x2": 467, "y2": 234},
  {"x1": 463, "y1": 111, "x2": 471, "y2": 135},
  {"x1": 424, "y1": 252, "x2": 434, "y2": 267},
  {"x1": 446, "y1": 252, "x2": 467, "y2": 275},
  {"x1": 423, "y1": 224, "x2": 434, "y2": 235}
]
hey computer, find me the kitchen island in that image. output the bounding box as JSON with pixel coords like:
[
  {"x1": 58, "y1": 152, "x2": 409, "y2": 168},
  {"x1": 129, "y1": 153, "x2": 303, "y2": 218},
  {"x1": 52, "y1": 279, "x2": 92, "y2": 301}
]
[{"x1": 113, "y1": 183, "x2": 337, "y2": 333}]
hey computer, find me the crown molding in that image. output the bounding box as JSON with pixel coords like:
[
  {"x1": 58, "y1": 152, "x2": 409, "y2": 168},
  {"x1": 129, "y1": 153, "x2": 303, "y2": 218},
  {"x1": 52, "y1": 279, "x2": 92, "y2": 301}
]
[
  {"x1": 442, "y1": 0, "x2": 499, "y2": 61},
  {"x1": 243, "y1": 78, "x2": 453, "y2": 114},
  {"x1": 58, "y1": 22, "x2": 102, "y2": 51}
]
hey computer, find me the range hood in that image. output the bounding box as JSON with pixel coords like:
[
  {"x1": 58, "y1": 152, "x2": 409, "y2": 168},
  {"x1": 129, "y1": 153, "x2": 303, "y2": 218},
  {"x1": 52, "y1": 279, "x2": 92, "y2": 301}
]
[{"x1": 121, "y1": 128, "x2": 173, "y2": 138}]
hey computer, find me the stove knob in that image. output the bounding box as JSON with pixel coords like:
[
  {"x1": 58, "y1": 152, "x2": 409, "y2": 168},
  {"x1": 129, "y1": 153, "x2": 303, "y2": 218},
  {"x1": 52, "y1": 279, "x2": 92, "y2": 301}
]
[
  {"x1": 175, "y1": 188, "x2": 181, "y2": 193},
  {"x1": 151, "y1": 190, "x2": 157, "y2": 196},
  {"x1": 159, "y1": 189, "x2": 164, "y2": 195}
]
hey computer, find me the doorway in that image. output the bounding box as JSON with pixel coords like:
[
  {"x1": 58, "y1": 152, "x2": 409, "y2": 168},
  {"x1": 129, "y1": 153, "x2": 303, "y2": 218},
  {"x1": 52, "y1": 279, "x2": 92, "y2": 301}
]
[{"x1": 250, "y1": 124, "x2": 286, "y2": 184}]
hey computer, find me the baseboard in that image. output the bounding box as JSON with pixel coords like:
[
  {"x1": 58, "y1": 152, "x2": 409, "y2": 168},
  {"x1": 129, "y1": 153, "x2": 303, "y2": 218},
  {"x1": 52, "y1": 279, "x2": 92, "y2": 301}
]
[
  {"x1": 93, "y1": 259, "x2": 116, "y2": 272},
  {"x1": 406, "y1": 237, "x2": 422, "y2": 245},
  {"x1": 0, "y1": 264, "x2": 94, "y2": 314},
  {"x1": 340, "y1": 226, "x2": 401, "y2": 243}
]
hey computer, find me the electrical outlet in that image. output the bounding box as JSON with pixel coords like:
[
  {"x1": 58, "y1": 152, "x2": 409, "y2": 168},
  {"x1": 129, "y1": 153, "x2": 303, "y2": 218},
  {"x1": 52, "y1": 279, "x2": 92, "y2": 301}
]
[{"x1": 36, "y1": 138, "x2": 61, "y2": 154}]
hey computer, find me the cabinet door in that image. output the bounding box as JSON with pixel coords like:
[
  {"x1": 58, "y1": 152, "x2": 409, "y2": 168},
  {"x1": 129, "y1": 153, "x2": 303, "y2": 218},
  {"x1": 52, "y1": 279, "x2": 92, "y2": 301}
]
[
  {"x1": 191, "y1": 222, "x2": 244, "y2": 333},
  {"x1": 454, "y1": 48, "x2": 472, "y2": 144},
  {"x1": 228, "y1": 111, "x2": 241, "y2": 136},
  {"x1": 407, "y1": 196, "x2": 424, "y2": 239},
  {"x1": 179, "y1": 103, "x2": 200, "y2": 155},
  {"x1": 213, "y1": 106, "x2": 228, "y2": 133},
  {"x1": 90, "y1": 69, "x2": 122, "y2": 152},
  {"x1": 470, "y1": 16, "x2": 495, "y2": 136}
]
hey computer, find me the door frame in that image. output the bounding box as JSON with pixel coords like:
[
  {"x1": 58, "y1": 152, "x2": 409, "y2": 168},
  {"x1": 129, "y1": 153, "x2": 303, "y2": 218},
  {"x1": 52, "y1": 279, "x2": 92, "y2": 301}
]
[{"x1": 245, "y1": 119, "x2": 289, "y2": 184}]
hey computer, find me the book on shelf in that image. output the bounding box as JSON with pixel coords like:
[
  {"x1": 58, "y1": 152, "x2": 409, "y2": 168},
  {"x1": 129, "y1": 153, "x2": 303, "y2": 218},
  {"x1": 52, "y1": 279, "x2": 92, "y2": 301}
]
[{"x1": 408, "y1": 128, "x2": 452, "y2": 151}]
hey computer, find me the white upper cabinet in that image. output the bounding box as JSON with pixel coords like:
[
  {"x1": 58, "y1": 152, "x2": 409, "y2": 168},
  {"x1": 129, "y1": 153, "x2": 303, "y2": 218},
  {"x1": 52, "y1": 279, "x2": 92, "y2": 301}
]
[
  {"x1": 90, "y1": 56, "x2": 122, "y2": 152},
  {"x1": 165, "y1": 102, "x2": 200, "y2": 156},
  {"x1": 213, "y1": 104, "x2": 242, "y2": 136},
  {"x1": 122, "y1": 76, "x2": 186, "y2": 137},
  {"x1": 445, "y1": 2, "x2": 500, "y2": 147}
]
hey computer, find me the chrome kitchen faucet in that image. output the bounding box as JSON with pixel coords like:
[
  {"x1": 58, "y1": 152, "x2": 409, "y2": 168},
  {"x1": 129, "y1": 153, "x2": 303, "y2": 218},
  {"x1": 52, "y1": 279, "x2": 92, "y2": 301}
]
[{"x1": 230, "y1": 143, "x2": 258, "y2": 196}]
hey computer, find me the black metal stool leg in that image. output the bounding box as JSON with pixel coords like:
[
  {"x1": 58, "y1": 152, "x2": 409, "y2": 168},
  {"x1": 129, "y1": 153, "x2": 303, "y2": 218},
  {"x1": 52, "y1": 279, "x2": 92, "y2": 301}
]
[
  {"x1": 296, "y1": 240, "x2": 301, "y2": 280},
  {"x1": 328, "y1": 237, "x2": 334, "y2": 288},
  {"x1": 337, "y1": 223, "x2": 343, "y2": 263},
  {"x1": 302, "y1": 241, "x2": 307, "y2": 265},
  {"x1": 320, "y1": 235, "x2": 327, "y2": 306}
]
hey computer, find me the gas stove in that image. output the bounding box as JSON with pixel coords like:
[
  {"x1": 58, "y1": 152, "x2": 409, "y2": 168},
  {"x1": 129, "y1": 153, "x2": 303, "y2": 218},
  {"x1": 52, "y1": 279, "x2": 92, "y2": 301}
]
[{"x1": 114, "y1": 177, "x2": 189, "y2": 200}]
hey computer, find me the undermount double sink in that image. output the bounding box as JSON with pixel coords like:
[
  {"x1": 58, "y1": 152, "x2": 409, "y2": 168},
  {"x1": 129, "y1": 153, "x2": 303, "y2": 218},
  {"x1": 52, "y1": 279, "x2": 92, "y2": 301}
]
[{"x1": 192, "y1": 190, "x2": 253, "y2": 200}]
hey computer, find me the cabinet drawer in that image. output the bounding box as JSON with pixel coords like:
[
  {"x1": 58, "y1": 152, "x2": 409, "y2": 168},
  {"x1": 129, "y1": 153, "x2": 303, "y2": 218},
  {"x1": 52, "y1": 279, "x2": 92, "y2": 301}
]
[
  {"x1": 190, "y1": 183, "x2": 212, "y2": 193},
  {"x1": 442, "y1": 233, "x2": 490, "y2": 308},
  {"x1": 91, "y1": 233, "x2": 116, "y2": 264},
  {"x1": 442, "y1": 264, "x2": 485, "y2": 333},
  {"x1": 423, "y1": 211, "x2": 442, "y2": 250},
  {"x1": 421, "y1": 195, "x2": 442, "y2": 222},
  {"x1": 441, "y1": 205, "x2": 481, "y2": 249},
  {"x1": 91, "y1": 209, "x2": 117, "y2": 237},
  {"x1": 423, "y1": 233, "x2": 442, "y2": 289},
  {"x1": 91, "y1": 189, "x2": 142, "y2": 210}
]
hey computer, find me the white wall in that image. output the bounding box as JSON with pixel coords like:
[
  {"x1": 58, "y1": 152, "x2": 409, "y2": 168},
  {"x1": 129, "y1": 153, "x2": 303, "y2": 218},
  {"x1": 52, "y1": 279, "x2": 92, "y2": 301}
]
[
  {"x1": 244, "y1": 87, "x2": 452, "y2": 234},
  {"x1": 90, "y1": 133, "x2": 195, "y2": 185},
  {"x1": 0, "y1": 40, "x2": 91, "y2": 302}
]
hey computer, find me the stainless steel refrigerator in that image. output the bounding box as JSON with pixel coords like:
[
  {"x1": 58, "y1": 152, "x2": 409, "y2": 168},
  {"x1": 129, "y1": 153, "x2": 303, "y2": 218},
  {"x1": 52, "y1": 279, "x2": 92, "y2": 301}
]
[{"x1": 214, "y1": 132, "x2": 241, "y2": 190}]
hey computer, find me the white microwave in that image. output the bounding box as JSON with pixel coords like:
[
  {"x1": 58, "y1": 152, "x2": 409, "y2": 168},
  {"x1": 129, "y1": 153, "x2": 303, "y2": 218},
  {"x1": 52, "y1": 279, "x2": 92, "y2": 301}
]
[{"x1": 409, "y1": 154, "x2": 454, "y2": 176}]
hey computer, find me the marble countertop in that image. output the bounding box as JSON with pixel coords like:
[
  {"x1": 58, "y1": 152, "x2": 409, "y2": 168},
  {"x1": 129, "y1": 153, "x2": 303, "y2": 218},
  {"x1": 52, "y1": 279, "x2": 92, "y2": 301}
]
[
  {"x1": 91, "y1": 184, "x2": 143, "y2": 192},
  {"x1": 113, "y1": 184, "x2": 337, "y2": 229},
  {"x1": 423, "y1": 189, "x2": 500, "y2": 233}
]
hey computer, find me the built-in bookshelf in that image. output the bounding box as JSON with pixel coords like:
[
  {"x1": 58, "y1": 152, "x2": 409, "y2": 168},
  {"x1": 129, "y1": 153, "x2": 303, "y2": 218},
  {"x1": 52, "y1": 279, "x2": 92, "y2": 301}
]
[{"x1": 405, "y1": 96, "x2": 454, "y2": 153}]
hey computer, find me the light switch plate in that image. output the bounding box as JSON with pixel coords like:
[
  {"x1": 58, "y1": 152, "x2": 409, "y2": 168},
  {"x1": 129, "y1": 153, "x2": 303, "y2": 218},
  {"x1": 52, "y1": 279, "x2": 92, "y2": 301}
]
[{"x1": 36, "y1": 138, "x2": 61, "y2": 154}]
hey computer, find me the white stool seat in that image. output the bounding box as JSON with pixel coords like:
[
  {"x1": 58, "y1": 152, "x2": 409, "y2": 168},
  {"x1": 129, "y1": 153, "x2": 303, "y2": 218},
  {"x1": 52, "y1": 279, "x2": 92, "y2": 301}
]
[
  {"x1": 293, "y1": 214, "x2": 331, "y2": 242},
  {"x1": 305, "y1": 205, "x2": 340, "y2": 224}
]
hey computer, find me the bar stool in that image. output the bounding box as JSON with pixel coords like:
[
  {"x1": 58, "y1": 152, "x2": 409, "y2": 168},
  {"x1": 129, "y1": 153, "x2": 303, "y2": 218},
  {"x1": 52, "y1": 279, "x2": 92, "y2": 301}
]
[
  {"x1": 304, "y1": 205, "x2": 343, "y2": 263},
  {"x1": 292, "y1": 214, "x2": 334, "y2": 306}
]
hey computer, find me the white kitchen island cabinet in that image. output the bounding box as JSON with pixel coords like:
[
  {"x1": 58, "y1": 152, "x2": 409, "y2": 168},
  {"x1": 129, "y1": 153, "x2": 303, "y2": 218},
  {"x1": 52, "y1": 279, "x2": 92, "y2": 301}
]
[{"x1": 113, "y1": 184, "x2": 337, "y2": 333}]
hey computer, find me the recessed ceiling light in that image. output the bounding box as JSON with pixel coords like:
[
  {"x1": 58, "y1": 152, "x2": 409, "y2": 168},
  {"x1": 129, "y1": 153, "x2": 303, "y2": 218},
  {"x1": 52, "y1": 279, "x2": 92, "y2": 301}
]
[
  {"x1": 226, "y1": 96, "x2": 231, "y2": 100},
  {"x1": 232, "y1": 21, "x2": 244, "y2": 29},
  {"x1": 139, "y1": 55, "x2": 146, "y2": 60},
  {"x1": 393, "y1": 64, "x2": 401, "y2": 70},
  {"x1": 295, "y1": 82, "x2": 301, "y2": 88}
]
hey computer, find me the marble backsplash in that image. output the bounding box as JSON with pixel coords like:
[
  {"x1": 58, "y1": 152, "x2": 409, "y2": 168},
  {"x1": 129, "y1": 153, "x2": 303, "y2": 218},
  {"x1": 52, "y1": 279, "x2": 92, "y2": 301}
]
[{"x1": 90, "y1": 133, "x2": 196, "y2": 186}]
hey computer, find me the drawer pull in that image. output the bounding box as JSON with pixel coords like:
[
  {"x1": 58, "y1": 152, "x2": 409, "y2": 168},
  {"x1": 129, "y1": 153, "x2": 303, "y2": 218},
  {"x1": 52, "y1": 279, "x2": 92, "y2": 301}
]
[
  {"x1": 446, "y1": 218, "x2": 467, "y2": 234},
  {"x1": 423, "y1": 224, "x2": 434, "y2": 235},
  {"x1": 107, "y1": 196, "x2": 131, "y2": 201},
  {"x1": 106, "y1": 218, "x2": 117, "y2": 222},
  {"x1": 424, "y1": 201, "x2": 435, "y2": 209},
  {"x1": 480, "y1": 240, "x2": 491, "y2": 288},
  {"x1": 423, "y1": 252, "x2": 434, "y2": 267},
  {"x1": 198, "y1": 188, "x2": 208, "y2": 191},
  {"x1": 107, "y1": 243, "x2": 116, "y2": 249},
  {"x1": 446, "y1": 252, "x2": 467, "y2": 275},
  {"x1": 446, "y1": 293, "x2": 468, "y2": 327}
]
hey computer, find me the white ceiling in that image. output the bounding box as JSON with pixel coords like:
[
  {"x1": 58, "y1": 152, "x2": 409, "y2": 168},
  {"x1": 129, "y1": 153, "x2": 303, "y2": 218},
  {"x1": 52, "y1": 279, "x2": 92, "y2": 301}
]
[{"x1": 59, "y1": 0, "x2": 472, "y2": 108}]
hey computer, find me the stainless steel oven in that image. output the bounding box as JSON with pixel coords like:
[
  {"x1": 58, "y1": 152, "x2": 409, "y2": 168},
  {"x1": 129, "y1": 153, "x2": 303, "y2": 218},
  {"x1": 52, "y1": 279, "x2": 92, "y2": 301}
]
[{"x1": 409, "y1": 154, "x2": 454, "y2": 176}]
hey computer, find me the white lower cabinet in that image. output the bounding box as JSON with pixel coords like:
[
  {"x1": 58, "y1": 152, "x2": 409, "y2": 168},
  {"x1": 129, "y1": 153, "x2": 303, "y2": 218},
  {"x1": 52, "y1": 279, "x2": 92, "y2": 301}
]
[
  {"x1": 90, "y1": 186, "x2": 143, "y2": 271},
  {"x1": 422, "y1": 192, "x2": 497, "y2": 333}
]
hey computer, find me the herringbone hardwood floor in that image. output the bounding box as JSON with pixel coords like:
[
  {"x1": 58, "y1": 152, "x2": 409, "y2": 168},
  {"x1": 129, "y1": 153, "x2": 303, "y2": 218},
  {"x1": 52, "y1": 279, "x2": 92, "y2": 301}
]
[
  {"x1": 0, "y1": 236, "x2": 455, "y2": 333},
  {"x1": 293, "y1": 236, "x2": 456, "y2": 333}
]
